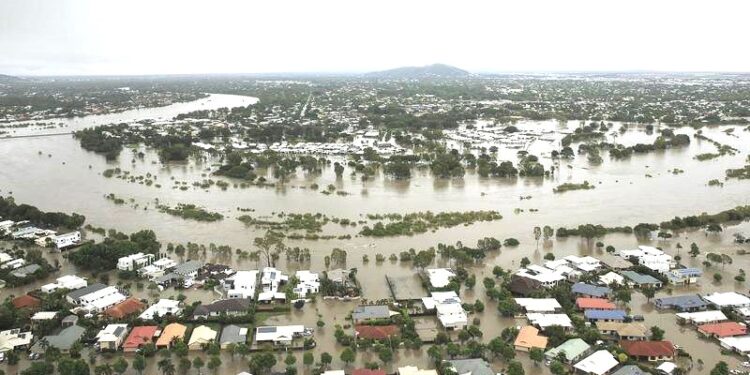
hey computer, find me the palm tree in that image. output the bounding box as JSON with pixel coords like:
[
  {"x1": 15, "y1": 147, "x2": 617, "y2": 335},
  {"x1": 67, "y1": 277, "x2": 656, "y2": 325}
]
[{"x1": 158, "y1": 358, "x2": 175, "y2": 375}]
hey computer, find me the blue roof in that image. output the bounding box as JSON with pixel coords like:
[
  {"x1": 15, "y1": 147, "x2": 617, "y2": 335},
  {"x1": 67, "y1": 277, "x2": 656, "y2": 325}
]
[
  {"x1": 654, "y1": 294, "x2": 707, "y2": 309},
  {"x1": 584, "y1": 309, "x2": 626, "y2": 320},
  {"x1": 621, "y1": 271, "x2": 662, "y2": 285},
  {"x1": 571, "y1": 282, "x2": 611, "y2": 297}
]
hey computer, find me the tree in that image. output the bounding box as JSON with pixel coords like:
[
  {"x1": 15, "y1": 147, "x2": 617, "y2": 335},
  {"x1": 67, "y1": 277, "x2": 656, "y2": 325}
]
[
  {"x1": 529, "y1": 348, "x2": 544, "y2": 365},
  {"x1": 689, "y1": 242, "x2": 700, "y2": 257},
  {"x1": 651, "y1": 326, "x2": 665, "y2": 340},
  {"x1": 254, "y1": 230, "x2": 286, "y2": 267},
  {"x1": 133, "y1": 355, "x2": 146, "y2": 375},
  {"x1": 192, "y1": 357, "x2": 204, "y2": 375},
  {"x1": 178, "y1": 358, "x2": 191, "y2": 373},
  {"x1": 711, "y1": 361, "x2": 730, "y2": 375},
  {"x1": 303, "y1": 352, "x2": 314, "y2": 367},
  {"x1": 112, "y1": 358, "x2": 128, "y2": 375},
  {"x1": 550, "y1": 360, "x2": 566, "y2": 375},
  {"x1": 341, "y1": 347, "x2": 356, "y2": 365},
  {"x1": 507, "y1": 361, "x2": 525, "y2": 375},
  {"x1": 58, "y1": 358, "x2": 91, "y2": 375},
  {"x1": 427, "y1": 345, "x2": 443, "y2": 364},
  {"x1": 533, "y1": 226, "x2": 542, "y2": 250},
  {"x1": 615, "y1": 289, "x2": 631, "y2": 304},
  {"x1": 320, "y1": 352, "x2": 333, "y2": 368},
  {"x1": 642, "y1": 287, "x2": 656, "y2": 301},
  {"x1": 284, "y1": 354, "x2": 296, "y2": 367},
  {"x1": 543, "y1": 225, "x2": 554, "y2": 242},
  {"x1": 95, "y1": 364, "x2": 113, "y2": 375},
  {"x1": 378, "y1": 346, "x2": 393, "y2": 364},
  {"x1": 714, "y1": 273, "x2": 723, "y2": 283},
  {"x1": 207, "y1": 356, "x2": 221, "y2": 374},
  {"x1": 520, "y1": 257, "x2": 531, "y2": 268},
  {"x1": 157, "y1": 359, "x2": 175, "y2": 375}
]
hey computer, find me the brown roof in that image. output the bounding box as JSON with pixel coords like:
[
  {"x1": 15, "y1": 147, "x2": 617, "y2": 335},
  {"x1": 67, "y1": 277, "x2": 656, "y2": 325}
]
[
  {"x1": 596, "y1": 322, "x2": 649, "y2": 338},
  {"x1": 509, "y1": 276, "x2": 542, "y2": 296},
  {"x1": 620, "y1": 340, "x2": 675, "y2": 357},
  {"x1": 12, "y1": 294, "x2": 41, "y2": 309},
  {"x1": 105, "y1": 298, "x2": 146, "y2": 319},
  {"x1": 355, "y1": 325, "x2": 399, "y2": 340},
  {"x1": 514, "y1": 326, "x2": 548, "y2": 350},
  {"x1": 352, "y1": 370, "x2": 387, "y2": 375},
  {"x1": 156, "y1": 323, "x2": 187, "y2": 347}
]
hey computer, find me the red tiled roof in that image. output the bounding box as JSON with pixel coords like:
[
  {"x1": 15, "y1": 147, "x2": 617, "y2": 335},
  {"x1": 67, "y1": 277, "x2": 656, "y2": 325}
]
[
  {"x1": 123, "y1": 326, "x2": 158, "y2": 349},
  {"x1": 698, "y1": 322, "x2": 747, "y2": 337},
  {"x1": 576, "y1": 297, "x2": 616, "y2": 310},
  {"x1": 352, "y1": 370, "x2": 387, "y2": 375},
  {"x1": 620, "y1": 340, "x2": 675, "y2": 357},
  {"x1": 12, "y1": 294, "x2": 41, "y2": 309},
  {"x1": 105, "y1": 298, "x2": 146, "y2": 319},
  {"x1": 355, "y1": 325, "x2": 399, "y2": 340}
]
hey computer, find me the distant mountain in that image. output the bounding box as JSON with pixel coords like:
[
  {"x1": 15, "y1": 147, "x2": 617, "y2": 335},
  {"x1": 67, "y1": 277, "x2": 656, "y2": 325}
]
[
  {"x1": 0, "y1": 74, "x2": 23, "y2": 83},
  {"x1": 364, "y1": 64, "x2": 471, "y2": 79}
]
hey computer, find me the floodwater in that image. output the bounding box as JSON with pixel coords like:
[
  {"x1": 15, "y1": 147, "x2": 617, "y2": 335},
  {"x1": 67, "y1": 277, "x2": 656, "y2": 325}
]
[{"x1": 2, "y1": 94, "x2": 750, "y2": 374}]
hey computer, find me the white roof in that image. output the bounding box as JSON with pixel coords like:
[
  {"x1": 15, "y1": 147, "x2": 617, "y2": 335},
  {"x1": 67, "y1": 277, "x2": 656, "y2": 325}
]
[
  {"x1": 255, "y1": 325, "x2": 305, "y2": 342},
  {"x1": 720, "y1": 335, "x2": 750, "y2": 353},
  {"x1": 703, "y1": 292, "x2": 750, "y2": 307},
  {"x1": 515, "y1": 298, "x2": 562, "y2": 312},
  {"x1": 656, "y1": 362, "x2": 676, "y2": 374},
  {"x1": 426, "y1": 268, "x2": 455, "y2": 288},
  {"x1": 527, "y1": 313, "x2": 573, "y2": 328},
  {"x1": 0, "y1": 329, "x2": 33, "y2": 352},
  {"x1": 188, "y1": 325, "x2": 217, "y2": 346},
  {"x1": 96, "y1": 324, "x2": 128, "y2": 342},
  {"x1": 31, "y1": 311, "x2": 58, "y2": 320},
  {"x1": 676, "y1": 310, "x2": 727, "y2": 324},
  {"x1": 599, "y1": 272, "x2": 624, "y2": 285},
  {"x1": 321, "y1": 372, "x2": 346, "y2": 375},
  {"x1": 574, "y1": 350, "x2": 619, "y2": 375},
  {"x1": 139, "y1": 299, "x2": 181, "y2": 320},
  {"x1": 398, "y1": 367, "x2": 439, "y2": 375}
]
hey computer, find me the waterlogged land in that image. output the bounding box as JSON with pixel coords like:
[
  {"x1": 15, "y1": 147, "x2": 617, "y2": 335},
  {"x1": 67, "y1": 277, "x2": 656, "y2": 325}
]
[{"x1": 2, "y1": 74, "x2": 750, "y2": 374}]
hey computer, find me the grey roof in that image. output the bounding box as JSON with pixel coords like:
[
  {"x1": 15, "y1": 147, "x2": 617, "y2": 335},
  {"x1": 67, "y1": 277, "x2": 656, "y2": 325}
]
[
  {"x1": 446, "y1": 359, "x2": 494, "y2": 375},
  {"x1": 352, "y1": 305, "x2": 391, "y2": 321},
  {"x1": 174, "y1": 260, "x2": 203, "y2": 276},
  {"x1": 654, "y1": 294, "x2": 707, "y2": 310},
  {"x1": 612, "y1": 365, "x2": 649, "y2": 375},
  {"x1": 62, "y1": 315, "x2": 79, "y2": 324},
  {"x1": 621, "y1": 271, "x2": 662, "y2": 285},
  {"x1": 220, "y1": 325, "x2": 247, "y2": 345},
  {"x1": 33, "y1": 325, "x2": 85, "y2": 352},
  {"x1": 193, "y1": 299, "x2": 251, "y2": 317},
  {"x1": 155, "y1": 272, "x2": 179, "y2": 284},
  {"x1": 327, "y1": 268, "x2": 350, "y2": 283},
  {"x1": 571, "y1": 282, "x2": 611, "y2": 297},
  {"x1": 10, "y1": 264, "x2": 41, "y2": 278},
  {"x1": 67, "y1": 283, "x2": 107, "y2": 301}
]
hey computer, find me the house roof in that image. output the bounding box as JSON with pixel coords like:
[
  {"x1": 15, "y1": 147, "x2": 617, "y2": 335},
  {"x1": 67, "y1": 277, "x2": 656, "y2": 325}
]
[
  {"x1": 123, "y1": 326, "x2": 158, "y2": 349},
  {"x1": 621, "y1": 271, "x2": 661, "y2": 285},
  {"x1": 66, "y1": 283, "x2": 107, "y2": 301},
  {"x1": 676, "y1": 310, "x2": 728, "y2": 324},
  {"x1": 620, "y1": 340, "x2": 675, "y2": 357},
  {"x1": 514, "y1": 326, "x2": 548, "y2": 350},
  {"x1": 355, "y1": 325, "x2": 399, "y2": 340},
  {"x1": 703, "y1": 292, "x2": 750, "y2": 307},
  {"x1": 576, "y1": 297, "x2": 616, "y2": 310},
  {"x1": 545, "y1": 338, "x2": 591, "y2": 361},
  {"x1": 514, "y1": 298, "x2": 562, "y2": 312},
  {"x1": 527, "y1": 313, "x2": 573, "y2": 328},
  {"x1": 104, "y1": 298, "x2": 145, "y2": 319},
  {"x1": 174, "y1": 260, "x2": 203, "y2": 275},
  {"x1": 33, "y1": 325, "x2": 85, "y2": 352},
  {"x1": 571, "y1": 282, "x2": 611, "y2": 297},
  {"x1": 611, "y1": 365, "x2": 649, "y2": 375},
  {"x1": 596, "y1": 322, "x2": 649, "y2": 338},
  {"x1": 220, "y1": 325, "x2": 248, "y2": 345},
  {"x1": 11, "y1": 294, "x2": 41, "y2": 309},
  {"x1": 654, "y1": 294, "x2": 707, "y2": 310},
  {"x1": 155, "y1": 323, "x2": 186, "y2": 346},
  {"x1": 193, "y1": 298, "x2": 251, "y2": 316},
  {"x1": 446, "y1": 358, "x2": 494, "y2": 375},
  {"x1": 509, "y1": 276, "x2": 543, "y2": 296},
  {"x1": 574, "y1": 350, "x2": 619, "y2": 375},
  {"x1": 698, "y1": 322, "x2": 748, "y2": 337},
  {"x1": 719, "y1": 335, "x2": 750, "y2": 353},
  {"x1": 352, "y1": 370, "x2": 387, "y2": 375},
  {"x1": 352, "y1": 305, "x2": 391, "y2": 321},
  {"x1": 585, "y1": 309, "x2": 626, "y2": 321},
  {"x1": 188, "y1": 325, "x2": 217, "y2": 346}
]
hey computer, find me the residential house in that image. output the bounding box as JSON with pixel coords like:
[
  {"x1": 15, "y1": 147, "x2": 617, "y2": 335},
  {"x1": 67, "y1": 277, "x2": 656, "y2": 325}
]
[
  {"x1": 564, "y1": 255, "x2": 602, "y2": 272},
  {"x1": 30, "y1": 325, "x2": 85, "y2": 354},
  {"x1": 599, "y1": 272, "x2": 625, "y2": 286},
  {"x1": 104, "y1": 298, "x2": 146, "y2": 319},
  {"x1": 41, "y1": 275, "x2": 87, "y2": 294},
  {"x1": 514, "y1": 298, "x2": 562, "y2": 314},
  {"x1": 576, "y1": 298, "x2": 616, "y2": 311},
  {"x1": 676, "y1": 310, "x2": 728, "y2": 325},
  {"x1": 219, "y1": 325, "x2": 248, "y2": 349},
  {"x1": 703, "y1": 292, "x2": 750, "y2": 309},
  {"x1": 261, "y1": 267, "x2": 288, "y2": 293},
  {"x1": 188, "y1": 325, "x2": 217, "y2": 350},
  {"x1": 508, "y1": 276, "x2": 543, "y2": 296},
  {"x1": 67, "y1": 284, "x2": 126, "y2": 313},
  {"x1": 514, "y1": 326, "x2": 548, "y2": 352},
  {"x1": 436, "y1": 302, "x2": 468, "y2": 330},
  {"x1": 155, "y1": 323, "x2": 187, "y2": 349},
  {"x1": 544, "y1": 338, "x2": 591, "y2": 363},
  {"x1": 596, "y1": 322, "x2": 649, "y2": 341},
  {"x1": 425, "y1": 268, "x2": 455, "y2": 288},
  {"x1": 224, "y1": 270, "x2": 258, "y2": 299},
  {"x1": 254, "y1": 325, "x2": 307, "y2": 346},
  {"x1": 667, "y1": 268, "x2": 702, "y2": 285},
  {"x1": 53, "y1": 231, "x2": 81, "y2": 250},
  {"x1": 355, "y1": 325, "x2": 399, "y2": 340},
  {"x1": 294, "y1": 270, "x2": 320, "y2": 297},
  {"x1": 192, "y1": 298, "x2": 251, "y2": 319},
  {"x1": 0, "y1": 329, "x2": 33, "y2": 352},
  {"x1": 574, "y1": 350, "x2": 619, "y2": 375},
  {"x1": 653, "y1": 294, "x2": 708, "y2": 312},
  {"x1": 444, "y1": 358, "x2": 494, "y2": 375},
  {"x1": 139, "y1": 299, "x2": 181, "y2": 320},
  {"x1": 526, "y1": 313, "x2": 574, "y2": 331},
  {"x1": 352, "y1": 305, "x2": 392, "y2": 323},
  {"x1": 611, "y1": 366, "x2": 649, "y2": 375},
  {"x1": 515, "y1": 266, "x2": 566, "y2": 288},
  {"x1": 398, "y1": 367, "x2": 438, "y2": 375},
  {"x1": 697, "y1": 322, "x2": 748, "y2": 338},
  {"x1": 719, "y1": 335, "x2": 750, "y2": 354},
  {"x1": 117, "y1": 253, "x2": 154, "y2": 271},
  {"x1": 621, "y1": 271, "x2": 663, "y2": 288},
  {"x1": 584, "y1": 309, "x2": 627, "y2": 323},
  {"x1": 96, "y1": 324, "x2": 129, "y2": 351},
  {"x1": 11, "y1": 294, "x2": 40, "y2": 310},
  {"x1": 10, "y1": 264, "x2": 41, "y2": 278},
  {"x1": 123, "y1": 326, "x2": 158, "y2": 352},
  {"x1": 620, "y1": 340, "x2": 675, "y2": 362}
]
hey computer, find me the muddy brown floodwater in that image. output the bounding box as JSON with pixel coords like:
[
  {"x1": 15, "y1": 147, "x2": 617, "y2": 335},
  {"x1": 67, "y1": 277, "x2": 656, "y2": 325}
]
[{"x1": 1, "y1": 94, "x2": 750, "y2": 374}]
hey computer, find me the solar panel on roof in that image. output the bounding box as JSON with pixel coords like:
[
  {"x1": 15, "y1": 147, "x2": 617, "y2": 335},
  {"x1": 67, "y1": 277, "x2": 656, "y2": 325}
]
[{"x1": 257, "y1": 327, "x2": 277, "y2": 333}]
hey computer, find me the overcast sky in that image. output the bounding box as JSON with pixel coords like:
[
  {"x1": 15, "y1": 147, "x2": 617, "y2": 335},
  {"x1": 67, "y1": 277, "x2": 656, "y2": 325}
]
[{"x1": 1, "y1": 0, "x2": 749, "y2": 76}]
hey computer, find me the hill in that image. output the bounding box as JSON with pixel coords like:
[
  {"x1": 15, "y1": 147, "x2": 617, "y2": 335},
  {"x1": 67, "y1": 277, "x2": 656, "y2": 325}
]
[{"x1": 364, "y1": 64, "x2": 471, "y2": 79}]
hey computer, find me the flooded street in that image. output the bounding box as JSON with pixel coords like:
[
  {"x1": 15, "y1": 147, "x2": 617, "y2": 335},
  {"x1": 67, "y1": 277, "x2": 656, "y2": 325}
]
[{"x1": 2, "y1": 94, "x2": 750, "y2": 374}]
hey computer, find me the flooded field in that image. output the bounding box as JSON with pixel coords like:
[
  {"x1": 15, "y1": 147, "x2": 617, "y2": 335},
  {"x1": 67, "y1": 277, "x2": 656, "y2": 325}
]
[{"x1": 2, "y1": 94, "x2": 750, "y2": 374}]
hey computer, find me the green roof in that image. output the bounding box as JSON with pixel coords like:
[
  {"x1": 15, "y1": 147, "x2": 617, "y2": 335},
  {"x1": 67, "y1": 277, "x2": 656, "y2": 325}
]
[{"x1": 544, "y1": 338, "x2": 591, "y2": 362}]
